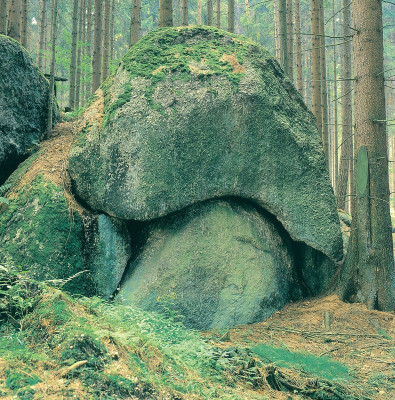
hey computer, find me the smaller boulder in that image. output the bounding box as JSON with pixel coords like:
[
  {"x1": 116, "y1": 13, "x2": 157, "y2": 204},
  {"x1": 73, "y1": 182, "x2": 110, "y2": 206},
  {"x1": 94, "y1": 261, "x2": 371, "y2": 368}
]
[{"x1": 119, "y1": 199, "x2": 300, "y2": 330}]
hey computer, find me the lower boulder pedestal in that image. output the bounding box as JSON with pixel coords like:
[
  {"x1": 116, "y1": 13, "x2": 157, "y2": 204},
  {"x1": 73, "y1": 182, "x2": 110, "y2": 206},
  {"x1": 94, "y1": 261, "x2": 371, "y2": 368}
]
[{"x1": 119, "y1": 200, "x2": 300, "y2": 330}]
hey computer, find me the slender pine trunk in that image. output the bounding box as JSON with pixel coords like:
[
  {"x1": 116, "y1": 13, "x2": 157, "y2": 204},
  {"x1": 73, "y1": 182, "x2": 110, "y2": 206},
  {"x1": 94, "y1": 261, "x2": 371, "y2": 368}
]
[
  {"x1": 311, "y1": 0, "x2": 322, "y2": 142},
  {"x1": 286, "y1": 0, "x2": 293, "y2": 81},
  {"x1": 130, "y1": 0, "x2": 141, "y2": 46},
  {"x1": 207, "y1": 0, "x2": 213, "y2": 26},
  {"x1": 92, "y1": 0, "x2": 103, "y2": 92},
  {"x1": 0, "y1": 0, "x2": 8, "y2": 35},
  {"x1": 76, "y1": 0, "x2": 85, "y2": 108},
  {"x1": 197, "y1": 0, "x2": 201, "y2": 24},
  {"x1": 294, "y1": 0, "x2": 303, "y2": 95},
  {"x1": 159, "y1": 0, "x2": 172, "y2": 27},
  {"x1": 69, "y1": 0, "x2": 79, "y2": 108},
  {"x1": 20, "y1": 0, "x2": 27, "y2": 47},
  {"x1": 278, "y1": 0, "x2": 288, "y2": 75},
  {"x1": 181, "y1": 0, "x2": 188, "y2": 26},
  {"x1": 336, "y1": 0, "x2": 353, "y2": 211},
  {"x1": 47, "y1": 0, "x2": 58, "y2": 138},
  {"x1": 8, "y1": 0, "x2": 22, "y2": 43},
  {"x1": 101, "y1": 0, "x2": 110, "y2": 81},
  {"x1": 228, "y1": 0, "x2": 234, "y2": 33},
  {"x1": 216, "y1": 0, "x2": 220, "y2": 28},
  {"x1": 85, "y1": 0, "x2": 92, "y2": 99}
]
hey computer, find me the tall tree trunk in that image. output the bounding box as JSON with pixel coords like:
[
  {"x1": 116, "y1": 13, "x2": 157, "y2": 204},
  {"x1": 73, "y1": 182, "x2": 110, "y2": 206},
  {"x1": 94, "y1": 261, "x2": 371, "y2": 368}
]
[
  {"x1": 228, "y1": 0, "x2": 234, "y2": 33},
  {"x1": 110, "y1": 0, "x2": 114, "y2": 60},
  {"x1": 130, "y1": 0, "x2": 141, "y2": 46},
  {"x1": 197, "y1": 0, "x2": 201, "y2": 24},
  {"x1": 294, "y1": 0, "x2": 303, "y2": 95},
  {"x1": 181, "y1": 0, "x2": 188, "y2": 26},
  {"x1": 85, "y1": 0, "x2": 92, "y2": 99},
  {"x1": 8, "y1": 0, "x2": 22, "y2": 43},
  {"x1": 304, "y1": 12, "x2": 311, "y2": 107},
  {"x1": 339, "y1": 0, "x2": 394, "y2": 311},
  {"x1": 286, "y1": 0, "x2": 293, "y2": 81},
  {"x1": 278, "y1": 0, "x2": 288, "y2": 75},
  {"x1": 159, "y1": 0, "x2": 172, "y2": 27},
  {"x1": 102, "y1": 0, "x2": 110, "y2": 81},
  {"x1": 37, "y1": 0, "x2": 47, "y2": 71},
  {"x1": 0, "y1": 0, "x2": 9, "y2": 35},
  {"x1": 207, "y1": 0, "x2": 213, "y2": 26},
  {"x1": 76, "y1": 0, "x2": 85, "y2": 108},
  {"x1": 92, "y1": 0, "x2": 103, "y2": 92},
  {"x1": 47, "y1": 0, "x2": 58, "y2": 138},
  {"x1": 216, "y1": 0, "x2": 220, "y2": 28},
  {"x1": 274, "y1": 1, "x2": 280, "y2": 62},
  {"x1": 69, "y1": 0, "x2": 79, "y2": 109},
  {"x1": 336, "y1": 0, "x2": 353, "y2": 211},
  {"x1": 20, "y1": 0, "x2": 27, "y2": 47},
  {"x1": 331, "y1": 0, "x2": 338, "y2": 189},
  {"x1": 319, "y1": 1, "x2": 329, "y2": 167},
  {"x1": 310, "y1": 0, "x2": 322, "y2": 143}
]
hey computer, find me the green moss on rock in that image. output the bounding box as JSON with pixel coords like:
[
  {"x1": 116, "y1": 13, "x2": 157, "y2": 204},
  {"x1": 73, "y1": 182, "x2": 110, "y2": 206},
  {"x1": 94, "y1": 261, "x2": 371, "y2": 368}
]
[
  {"x1": 0, "y1": 174, "x2": 90, "y2": 294},
  {"x1": 69, "y1": 26, "x2": 343, "y2": 262}
]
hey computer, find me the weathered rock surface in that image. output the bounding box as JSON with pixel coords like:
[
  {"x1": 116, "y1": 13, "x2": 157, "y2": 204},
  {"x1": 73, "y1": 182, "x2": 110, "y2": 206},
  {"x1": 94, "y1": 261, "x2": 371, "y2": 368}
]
[
  {"x1": 119, "y1": 199, "x2": 300, "y2": 330},
  {"x1": 0, "y1": 35, "x2": 58, "y2": 184},
  {"x1": 69, "y1": 27, "x2": 342, "y2": 262},
  {"x1": 0, "y1": 133, "x2": 129, "y2": 296}
]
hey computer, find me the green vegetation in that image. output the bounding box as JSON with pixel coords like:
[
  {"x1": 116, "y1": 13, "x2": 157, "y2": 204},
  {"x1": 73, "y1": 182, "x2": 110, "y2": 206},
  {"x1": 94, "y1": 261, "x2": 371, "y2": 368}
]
[
  {"x1": 99, "y1": 26, "x2": 265, "y2": 124},
  {"x1": 0, "y1": 263, "x2": 364, "y2": 400},
  {"x1": 252, "y1": 344, "x2": 351, "y2": 382},
  {"x1": 0, "y1": 174, "x2": 90, "y2": 295}
]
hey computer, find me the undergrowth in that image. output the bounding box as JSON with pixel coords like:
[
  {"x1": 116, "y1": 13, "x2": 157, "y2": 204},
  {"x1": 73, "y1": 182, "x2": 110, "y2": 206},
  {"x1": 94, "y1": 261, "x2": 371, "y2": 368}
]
[{"x1": 0, "y1": 263, "x2": 370, "y2": 400}]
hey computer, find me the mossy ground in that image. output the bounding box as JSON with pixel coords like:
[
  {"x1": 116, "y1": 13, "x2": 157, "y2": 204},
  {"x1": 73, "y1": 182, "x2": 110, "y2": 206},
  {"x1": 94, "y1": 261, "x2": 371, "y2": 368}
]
[{"x1": 1, "y1": 265, "x2": 391, "y2": 400}]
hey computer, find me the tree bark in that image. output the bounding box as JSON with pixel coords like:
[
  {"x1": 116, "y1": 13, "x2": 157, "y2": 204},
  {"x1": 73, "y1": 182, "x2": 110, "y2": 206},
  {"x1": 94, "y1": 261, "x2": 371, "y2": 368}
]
[
  {"x1": 20, "y1": 0, "x2": 27, "y2": 47},
  {"x1": 228, "y1": 0, "x2": 234, "y2": 33},
  {"x1": 181, "y1": 0, "x2": 188, "y2": 26},
  {"x1": 159, "y1": 0, "x2": 172, "y2": 27},
  {"x1": 47, "y1": 0, "x2": 58, "y2": 138},
  {"x1": 130, "y1": 0, "x2": 141, "y2": 46},
  {"x1": 110, "y1": 0, "x2": 114, "y2": 60},
  {"x1": 92, "y1": 0, "x2": 103, "y2": 92},
  {"x1": 216, "y1": 0, "x2": 220, "y2": 28},
  {"x1": 331, "y1": 0, "x2": 338, "y2": 190},
  {"x1": 278, "y1": 0, "x2": 288, "y2": 75},
  {"x1": 294, "y1": 0, "x2": 303, "y2": 95},
  {"x1": 274, "y1": 1, "x2": 280, "y2": 62},
  {"x1": 336, "y1": 0, "x2": 353, "y2": 211},
  {"x1": 76, "y1": 0, "x2": 85, "y2": 108},
  {"x1": 319, "y1": 1, "x2": 329, "y2": 168},
  {"x1": 339, "y1": 0, "x2": 395, "y2": 311},
  {"x1": 286, "y1": 0, "x2": 293, "y2": 81},
  {"x1": 69, "y1": 0, "x2": 79, "y2": 109},
  {"x1": 8, "y1": 0, "x2": 22, "y2": 43},
  {"x1": 207, "y1": 0, "x2": 213, "y2": 26},
  {"x1": 102, "y1": 0, "x2": 111, "y2": 81},
  {"x1": 0, "y1": 0, "x2": 8, "y2": 35},
  {"x1": 311, "y1": 0, "x2": 322, "y2": 142},
  {"x1": 197, "y1": 0, "x2": 201, "y2": 24},
  {"x1": 37, "y1": 0, "x2": 47, "y2": 71},
  {"x1": 85, "y1": 0, "x2": 92, "y2": 98}
]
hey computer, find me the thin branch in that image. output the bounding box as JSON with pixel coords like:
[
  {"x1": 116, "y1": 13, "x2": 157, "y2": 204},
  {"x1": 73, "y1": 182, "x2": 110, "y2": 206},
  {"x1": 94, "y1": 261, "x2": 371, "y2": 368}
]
[{"x1": 325, "y1": 2, "x2": 352, "y2": 25}]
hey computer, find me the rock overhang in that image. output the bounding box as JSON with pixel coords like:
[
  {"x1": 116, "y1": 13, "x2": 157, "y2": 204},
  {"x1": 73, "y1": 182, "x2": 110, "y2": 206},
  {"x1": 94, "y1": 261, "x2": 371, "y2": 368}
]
[{"x1": 69, "y1": 26, "x2": 343, "y2": 262}]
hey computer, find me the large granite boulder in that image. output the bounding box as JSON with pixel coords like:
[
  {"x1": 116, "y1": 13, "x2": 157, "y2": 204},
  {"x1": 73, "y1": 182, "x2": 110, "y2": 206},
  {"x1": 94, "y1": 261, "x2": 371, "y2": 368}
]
[
  {"x1": 119, "y1": 199, "x2": 300, "y2": 330},
  {"x1": 69, "y1": 27, "x2": 342, "y2": 262},
  {"x1": 0, "y1": 134, "x2": 130, "y2": 296},
  {"x1": 0, "y1": 35, "x2": 58, "y2": 184}
]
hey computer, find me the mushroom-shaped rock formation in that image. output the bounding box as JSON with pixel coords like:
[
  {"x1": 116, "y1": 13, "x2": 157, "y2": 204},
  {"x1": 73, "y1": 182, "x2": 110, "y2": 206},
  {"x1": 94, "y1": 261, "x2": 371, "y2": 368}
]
[
  {"x1": 119, "y1": 199, "x2": 300, "y2": 330},
  {"x1": 0, "y1": 133, "x2": 130, "y2": 297},
  {"x1": 69, "y1": 26, "x2": 342, "y2": 262},
  {"x1": 0, "y1": 35, "x2": 58, "y2": 185}
]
